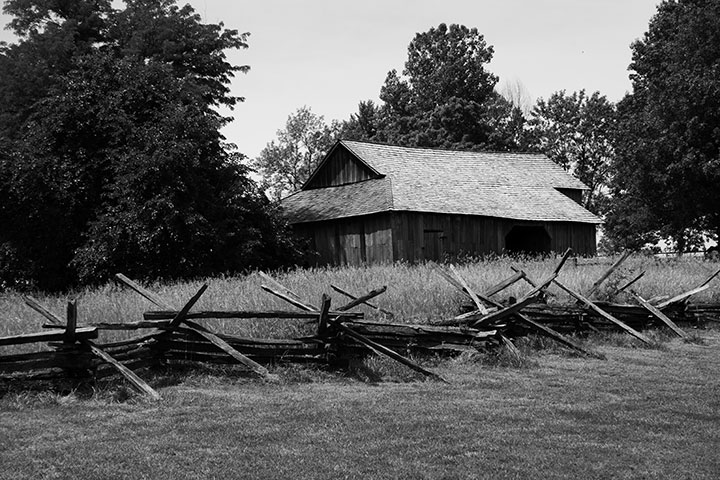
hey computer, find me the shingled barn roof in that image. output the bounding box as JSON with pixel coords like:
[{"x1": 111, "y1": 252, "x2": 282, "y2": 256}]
[{"x1": 282, "y1": 140, "x2": 602, "y2": 224}]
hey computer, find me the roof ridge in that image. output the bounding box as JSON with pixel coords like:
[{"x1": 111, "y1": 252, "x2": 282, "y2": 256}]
[{"x1": 340, "y1": 139, "x2": 547, "y2": 156}]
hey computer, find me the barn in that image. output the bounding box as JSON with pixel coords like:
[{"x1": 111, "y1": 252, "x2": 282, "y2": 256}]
[{"x1": 281, "y1": 140, "x2": 602, "y2": 265}]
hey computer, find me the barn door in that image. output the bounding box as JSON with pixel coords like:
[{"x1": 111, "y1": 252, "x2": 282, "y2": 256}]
[{"x1": 423, "y1": 229, "x2": 445, "y2": 261}]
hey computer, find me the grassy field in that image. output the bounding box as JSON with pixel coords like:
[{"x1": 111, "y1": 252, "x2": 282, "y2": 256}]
[
  {"x1": 1, "y1": 255, "x2": 720, "y2": 478},
  {"x1": 0, "y1": 329, "x2": 719, "y2": 479},
  {"x1": 2, "y1": 253, "x2": 719, "y2": 341}
]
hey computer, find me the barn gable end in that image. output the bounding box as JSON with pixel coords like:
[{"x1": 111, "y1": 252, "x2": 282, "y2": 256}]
[
  {"x1": 555, "y1": 187, "x2": 584, "y2": 205},
  {"x1": 303, "y1": 143, "x2": 382, "y2": 189}
]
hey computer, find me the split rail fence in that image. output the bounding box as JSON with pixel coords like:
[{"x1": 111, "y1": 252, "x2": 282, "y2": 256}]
[{"x1": 1, "y1": 250, "x2": 718, "y2": 399}]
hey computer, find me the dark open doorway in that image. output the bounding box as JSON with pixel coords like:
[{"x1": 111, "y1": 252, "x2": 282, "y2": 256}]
[
  {"x1": 423, "y1": 229, "x2": 445, "y2": 261},
  {"x1": 505, "y1": 225, "x2": 551, "y2": 255}
]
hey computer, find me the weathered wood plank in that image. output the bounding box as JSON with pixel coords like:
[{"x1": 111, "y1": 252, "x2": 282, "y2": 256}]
[
  {"x1": 585, "y1": 250, "x2": 631, "y2": 299},
  {"x1": 94, "y1": 333, "x2": 159, "y2": 349},
  {"x1": 553, "y1": 280, "x2": 654, "y2": 345},
  {"x1": 467, "y1": 294, "x2": 540, "y2": 328},
  {"x1": 513, "y1": 314, "x2": 603, "y2": 359},
  {"x1": 481, "y1": 291, "x2": 602, "y2": 359},
  {"x1": 345, "y1": 321, "x2": 495, "y2": 337},
  {"x1": 0, "y1": 350, "x2": 61, "y2": 363},
  {"x1": 484, "y1": 271, "x2": 525, "y2": 297},
  {"x1": 163, "y1": 329, "x2": 324, "y2": 347},
  {"x1": 453, "y1": 271, "x2": 601, "y2": 359},
  {"x1": 183, "y1": 320, "x2": 273, "y2": 379},
  {"x1": 95, "y1": 345, "x2": 156, "y2": 362},
  {"x1": 331, "y1": 285, "x2": 394, "y2": 316},
  {"x1": 553, "y1": 248, "x2": 574, "y2": 275},
  {"x1": 450, "y1": 307, "x2": 499, "y2": 323},
  {"x1": 631, "y1": 293, "x2": 688, "y2": 339},
  {"x1": 114, "y1": 273, "x2": 175, "y2": 310},
  {"x1": 499, "y1": 334, "x2": 522, "y2": 361},
  {"x1": 330, "y1": 319, "x2": 448, "y2": 383},
  {"x1": 85, "y1": 340, "x2": 160, "y2": 400},
  {"x1": 259, "y1": 272, "x2": 317, "y2": 311},
  {"x1": 698, "y1": 267, "x2": 720, "y2": 289},
  {"x1": 458, "y1": 273, "x2": 556, "y2": 327},
  {"x1": 0, "y1": 353, "x2": 94, "y2": 374},
  {"x1": 261, "y1": 285, "x2": 318, "y2": 312},
  {"x1": 142, "y1": 310, "x2": 362, "y2": 321},
  {"x1": 435, "y1": 266, "x2": 502, "y2": 313},
  {"x1": 159, "y1": 340, "x2": 322, "y2": 357},
  {"x1": 655, "y1": 284, "x2": 710, "y2": 309},
  {"x1": 167, "y1": 355, "x2": 324, "y2": 366},
  {"x1": 64, "y1": 300, "x2": 77, "y2": 343},
  {"x1": 0, "y1": 368, "x2": 66, "y2": 382},
  {"x1": 435, "y1": 266, "x2": 466, "y2": 292},
  {"x1": 613, "y1": 271, "x2": 646, "y2": 295},
  {"x1": 0, "y1": 327, "x2": 98, "y2": 346},
  {"x1": 23, "y1": 296, "x2": 63, "y2": 325},
  {"x1": 58, "y1": 320, "x2": 171, "y2": 330},
  {"x1": 449, "y1": 265, "x2": 488, "y2": 314},
  {"x1": 258, "y1": 271, "x2": 306, "y2": 302},
  {"x1": 511, "y1": 266, "x2": 537, "y2": 288},
  {"x1": 168, "y1": 284, "x2": 208, "y2": 330},
  {"x1": 93, "y1": 358, "x2": 160, "y2": 380},
  {"x1": 342, "y1": 324, "x2": 496, "y2": 349},
  {"x1": 337, "y1": 286, "x2": 387, "y2": 312},
  {"x1": 318, "y1": 294, "x2": 331, "y2": 337}
]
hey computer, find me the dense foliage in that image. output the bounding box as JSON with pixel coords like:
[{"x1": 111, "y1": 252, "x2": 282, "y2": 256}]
[
  {"x1": 605, "y1": 0, "x2": 720, "y2": 252},
  {"x1": 0, "y1": 0, "x2": 293, "y2": 291},
  {"x1": 525, "y1": 90, "x2": 616, "y2": 215},
  {"x1": 341, "y1": 23, "x2": 525, "y2": 151},
  {"x1": 252, "y1": 107, "x2": 339, "y2": 201}
]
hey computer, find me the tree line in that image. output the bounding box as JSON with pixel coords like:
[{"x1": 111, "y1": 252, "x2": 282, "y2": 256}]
[
  {"x1": 0, "y1": 0, "x2": 294, "y2": 291},
  {"x1": 1, "y1": 0, "x2": 718, "y2": 291},
  {"x1": 255, "y1": 1, "x2": 720, "y2": 256}
]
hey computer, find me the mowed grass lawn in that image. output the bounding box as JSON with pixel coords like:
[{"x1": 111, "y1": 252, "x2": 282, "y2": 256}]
[{"x1": 1, "y1": 329, "x2": 719, "y2": 480}]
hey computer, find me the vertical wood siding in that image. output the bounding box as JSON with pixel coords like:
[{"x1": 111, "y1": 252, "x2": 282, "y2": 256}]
[
  {"x1": 544, "y1": 221, "x2": 597, "y2": 255},
  {"x1": 293, "y1": 213, "x2": 393, "y2": 266},
  {"x1": 304, "y1": 148, "x2": 377, "y2": 189},
  {"x1": 294, "y1": 212, "x2": 596, "y2": 266},
  {"x1": 391, "y1": 212, "x2": 596, "y2": 262}
]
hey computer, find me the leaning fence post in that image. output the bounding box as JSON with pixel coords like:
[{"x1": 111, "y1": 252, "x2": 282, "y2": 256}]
[
  {"x1": 554, "y1": 279, "x2": 654, "y2": 346},
  {"x1": 631, "y1": 292, "x2": 688, "y2": 339}
]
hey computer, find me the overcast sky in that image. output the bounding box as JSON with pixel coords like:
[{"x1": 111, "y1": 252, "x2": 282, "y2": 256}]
[{"x1": 1, "y1": 0, "x2": 662, "y2": 159}]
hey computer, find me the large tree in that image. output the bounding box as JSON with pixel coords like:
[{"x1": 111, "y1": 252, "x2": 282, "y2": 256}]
[
  {"x1": 343, "y1": 23, "x2": 524, "y2": 151},
  {"x1": 252, "y1": 106, "x2": 339, "y2": 201},
  {"x1": 525, "y1": 90, "x2": 616, "y2": 215},
  {"x1": 606, "y1": 0, "x2": 720, "y2": 252},
  {"x1": 0, "y1": 0, "x2": 291, "y2": 290}
]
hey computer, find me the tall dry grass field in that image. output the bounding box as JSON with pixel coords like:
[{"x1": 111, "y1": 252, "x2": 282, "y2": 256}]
[{"x1": 1, "y1": 253, "x2": 719, "y2": 342}]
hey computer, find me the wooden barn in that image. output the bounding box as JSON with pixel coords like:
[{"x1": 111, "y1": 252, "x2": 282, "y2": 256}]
[{"x1": 281, "y1": 140, "x2": 602, "y2": 265}]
